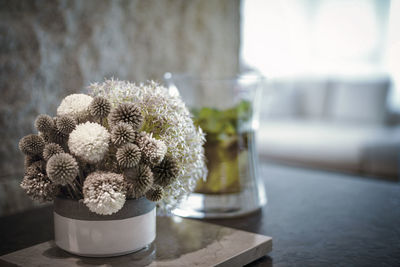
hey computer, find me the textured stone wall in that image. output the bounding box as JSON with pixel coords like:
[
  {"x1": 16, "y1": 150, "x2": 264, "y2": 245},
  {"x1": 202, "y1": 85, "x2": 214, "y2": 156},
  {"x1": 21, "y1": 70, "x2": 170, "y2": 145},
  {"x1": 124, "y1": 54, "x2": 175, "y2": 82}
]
[{"x1": 0, "y1": 0, "x2": 240, "y2": 215}]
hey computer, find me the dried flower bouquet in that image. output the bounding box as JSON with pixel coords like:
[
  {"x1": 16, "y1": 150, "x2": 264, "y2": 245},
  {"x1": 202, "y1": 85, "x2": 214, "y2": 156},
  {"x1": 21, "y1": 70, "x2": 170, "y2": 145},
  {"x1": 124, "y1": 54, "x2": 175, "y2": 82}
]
[{"x1": 19, "y1": 80, "x2": 207, "y2": 215}]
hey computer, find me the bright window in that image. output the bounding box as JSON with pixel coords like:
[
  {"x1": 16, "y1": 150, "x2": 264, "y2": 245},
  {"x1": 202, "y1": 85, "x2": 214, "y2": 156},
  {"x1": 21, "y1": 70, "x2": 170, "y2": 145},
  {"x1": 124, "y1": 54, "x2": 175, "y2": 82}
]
[{"x1": 241, "y1": 0, "x2": 400, "y2": 110}]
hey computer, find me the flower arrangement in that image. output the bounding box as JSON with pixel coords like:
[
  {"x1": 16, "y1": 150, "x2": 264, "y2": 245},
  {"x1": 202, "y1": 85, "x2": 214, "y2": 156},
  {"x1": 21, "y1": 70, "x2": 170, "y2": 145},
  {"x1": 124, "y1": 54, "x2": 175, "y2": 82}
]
[{"x1": 19, "y1": 80, "x2": 207, "y2": 215}]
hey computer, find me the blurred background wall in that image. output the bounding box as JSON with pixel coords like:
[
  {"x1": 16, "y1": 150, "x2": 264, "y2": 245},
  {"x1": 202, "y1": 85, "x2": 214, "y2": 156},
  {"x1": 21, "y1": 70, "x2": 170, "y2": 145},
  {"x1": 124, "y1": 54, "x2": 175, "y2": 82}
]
[{"x1": 0, "y1": 0, "x2": 240, "y2": 215}]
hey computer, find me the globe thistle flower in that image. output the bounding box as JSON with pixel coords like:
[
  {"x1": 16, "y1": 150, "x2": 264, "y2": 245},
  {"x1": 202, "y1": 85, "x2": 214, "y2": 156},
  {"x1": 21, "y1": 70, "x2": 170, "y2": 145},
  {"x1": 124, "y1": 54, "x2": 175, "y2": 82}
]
[
  {"x1": 56, "y1": 115, "x2": 76, "y2": 134},
  {"x1": 43, "y1": 143, "x2": 64, "y2": 161},
  {"x1": 19, "y1": 134, "x2": 45, "y2": 156},
  {"x1": 24, "y1": 155, "x2": 43, "y2": 169},
  {"x1": 136, "y1": 132, "x2": 167, "y2": 166},
  {"x1": 68, "y1": 122, "x2": 110, "y2": 163},
  {"x1": 109, "y1": 103, "x2": 143, "y2": 130},
  {"x1": 111, "y1": 122, "x2": 136, "y2": 147},
  {"x1": 90, "y1": 80, "x2": 207, "y2": 211},
  {"x1": 83, "y1": 172, "x2": 127, "y2": 215},
  {"x1": 35, "y1": 114, "x2": 55, "y2": 133},
  {"x1": 146, "y1": 185, "x2": 163, "y2": 202},
  {"x1": 21, "y1": 166, "x2": 58, "y2": 202},
  {"x1": 57, "y1": 93, "x2": 93, "y2": 120},
  {"x1": 89, "y1": 96, "x2": 111, "y2": 118},
  {"x1": 46, "y1": 153, "x2": 78, "y2": 185},
  {"x1": 153, "y1": 155, "x2": 179, "y2": 187},
  {"x1": 116, "y1": 143, "x2": 141, "y2": 169},
  {"x1": 124, "y1": 164, "x2": 153, "y2": 198}
]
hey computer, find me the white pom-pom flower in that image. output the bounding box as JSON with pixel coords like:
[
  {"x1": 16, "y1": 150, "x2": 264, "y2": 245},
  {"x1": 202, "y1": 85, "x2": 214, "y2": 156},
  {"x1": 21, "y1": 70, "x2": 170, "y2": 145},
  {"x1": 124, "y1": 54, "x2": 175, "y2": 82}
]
[
  {"x1": 68, "y1": 122, "x2": 110, "y2": 163},
  {"x1": 57, "y1": 94, "x2": 93, "y2": 119},
  {"x1": 83, "y1": 172, "x2": 126, "y2": 215}
]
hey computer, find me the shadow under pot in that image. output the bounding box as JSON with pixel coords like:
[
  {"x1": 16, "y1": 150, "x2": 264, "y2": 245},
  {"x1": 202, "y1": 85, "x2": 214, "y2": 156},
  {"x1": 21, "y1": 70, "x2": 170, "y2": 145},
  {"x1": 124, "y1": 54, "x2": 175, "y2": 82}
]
[{"x1": 53, "y1": 197, "x2": 156, "y2": 257}]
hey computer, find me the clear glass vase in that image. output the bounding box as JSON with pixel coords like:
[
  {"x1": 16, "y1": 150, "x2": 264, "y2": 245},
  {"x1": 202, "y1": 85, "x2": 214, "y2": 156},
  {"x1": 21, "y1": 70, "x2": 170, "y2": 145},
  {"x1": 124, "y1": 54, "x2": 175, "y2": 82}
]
[{"x1": 164, "y1": 73, "x2": 267, "y2": 218}]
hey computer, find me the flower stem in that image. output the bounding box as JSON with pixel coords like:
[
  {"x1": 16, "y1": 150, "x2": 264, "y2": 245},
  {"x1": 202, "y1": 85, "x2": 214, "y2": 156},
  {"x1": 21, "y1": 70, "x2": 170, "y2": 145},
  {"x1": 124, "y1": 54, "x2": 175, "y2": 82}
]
[{"x1": 65, "y1": 185, "x2": 76, "y2": 199}]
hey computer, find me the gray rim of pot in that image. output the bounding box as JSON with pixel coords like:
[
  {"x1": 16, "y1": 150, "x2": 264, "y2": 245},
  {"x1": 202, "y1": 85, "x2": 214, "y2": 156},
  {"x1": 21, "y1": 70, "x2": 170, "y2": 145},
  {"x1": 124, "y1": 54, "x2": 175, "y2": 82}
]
[{"x1": 54, "y1": 197, "x2": 155, "y2": 221}]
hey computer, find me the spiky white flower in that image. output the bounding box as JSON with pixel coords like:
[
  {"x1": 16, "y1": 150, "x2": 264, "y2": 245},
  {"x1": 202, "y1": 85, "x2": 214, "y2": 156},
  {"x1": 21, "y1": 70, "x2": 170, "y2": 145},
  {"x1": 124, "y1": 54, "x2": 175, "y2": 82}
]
[
  {"x1": 68, "y1": 122, "x2": 110, "y2": 163},
  {"x1": 83, "y1": 172, "x2": 126, "y2": 215},
  {"x1": 57, "y1": 94, "x2": 93, "y2": 119},
  {"x1": 89, "y1": 79, "x2": 207, "y2": 212}
]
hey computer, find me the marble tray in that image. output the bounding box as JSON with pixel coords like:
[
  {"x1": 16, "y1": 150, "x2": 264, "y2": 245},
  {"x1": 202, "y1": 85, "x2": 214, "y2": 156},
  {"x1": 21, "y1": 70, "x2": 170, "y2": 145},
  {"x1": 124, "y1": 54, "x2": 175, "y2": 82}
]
[{"x1": 0, "y1": 216, "x2": 272, "y2": 267}]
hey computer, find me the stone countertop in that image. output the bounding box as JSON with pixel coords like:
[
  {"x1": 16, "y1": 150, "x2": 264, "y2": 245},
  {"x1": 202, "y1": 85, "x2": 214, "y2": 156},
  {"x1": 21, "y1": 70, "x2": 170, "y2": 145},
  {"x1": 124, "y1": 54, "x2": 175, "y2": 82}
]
[
  {"x1": 1, "y1": 162, "x2": 400, "y2": 266},
  {"x1": 0, "y1": 217, "x2": 272, "y2": 267}
]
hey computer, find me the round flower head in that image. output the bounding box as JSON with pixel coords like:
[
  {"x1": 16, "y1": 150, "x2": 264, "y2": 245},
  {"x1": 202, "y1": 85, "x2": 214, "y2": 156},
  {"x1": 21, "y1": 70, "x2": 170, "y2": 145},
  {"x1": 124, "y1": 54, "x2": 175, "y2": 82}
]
[
  {"x1": 136, "y1": 132, "x2": 167, "y2": 166},
  {"x1": 21, "y1": 175, "x2": 57, "y2": 202},
  {"x1": 68, "y1": 122, "x2": 110, "y2": 163},
  {"x1": 43, "y1": 143, "x2": 64, "y2": 161},
  {"x1": 21, "y1": 163, "x2": 58, "y2": 202},
  {"x1": 19, "y1": 134, "x2": 45, "y2": 156},
  {"x1": 56, "y1": 115, "x2": 76, "y2": 134},
  {"x1": 109, "y1": 103, "x2": 143, "y2": 130},
  {"x1": 146, "y1": 185, "x2": 163, "y2": 202},
  {"x1": 83, "y1": 172, "x2": 127, "y2": 215},
  {"x1": 116, "y1": 143, "x2": 141, "y2": 169},
  {"x1": 35, "y1": 114, "x2": 55, "y2": 133},
  {"x1": 89, "y1": 96, "x2": 111, "y2": 118},
  {"x1": 111, "y1": 122, "x2": 136, "y2": 147},
  {"x1": 57, "y1": 93, "x2": 93, "y2": 120},
  {"x1": 153, "y1": 155, "x2": 179, "y2": 187},
  {"x1": 46, "y1": 153, "x2": 78, "y2": 185},
  {"x1": 124, "y1": 164, "x2": 153, "y2": 198}
]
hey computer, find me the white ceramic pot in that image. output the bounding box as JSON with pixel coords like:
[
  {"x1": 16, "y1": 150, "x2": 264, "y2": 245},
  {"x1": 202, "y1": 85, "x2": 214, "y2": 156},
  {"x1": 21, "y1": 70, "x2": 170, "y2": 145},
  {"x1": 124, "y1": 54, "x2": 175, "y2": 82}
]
[{"x1": 54, "y1": 197, "x2": 156, "y2": 257}]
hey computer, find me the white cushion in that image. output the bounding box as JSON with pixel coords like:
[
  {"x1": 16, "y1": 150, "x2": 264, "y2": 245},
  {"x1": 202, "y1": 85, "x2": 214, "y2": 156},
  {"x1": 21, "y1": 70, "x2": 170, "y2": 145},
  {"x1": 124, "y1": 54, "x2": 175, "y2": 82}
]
[
  {"x1": 261, "y1": 78, "x2": 329, "y2": 120},
  {"x1": 260, "y1": 81, "x2": 300, "y2": 119},
  {"x1": 329, "y1": 78, "x2": 390, "y2": 124},
  {"x1": 296, "y1": 79, "x2": 329, "y2": 119},
  {"x1": 257, "y1": 120, "x2": 384, "y2": 173}
]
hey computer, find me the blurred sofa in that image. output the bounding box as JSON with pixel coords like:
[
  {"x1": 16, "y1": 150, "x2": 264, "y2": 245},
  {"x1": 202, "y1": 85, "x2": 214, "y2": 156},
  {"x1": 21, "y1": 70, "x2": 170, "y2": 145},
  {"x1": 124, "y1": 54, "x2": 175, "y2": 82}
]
[{"x1": 257, "y1": 75, "x2": 400, "y2": 180}]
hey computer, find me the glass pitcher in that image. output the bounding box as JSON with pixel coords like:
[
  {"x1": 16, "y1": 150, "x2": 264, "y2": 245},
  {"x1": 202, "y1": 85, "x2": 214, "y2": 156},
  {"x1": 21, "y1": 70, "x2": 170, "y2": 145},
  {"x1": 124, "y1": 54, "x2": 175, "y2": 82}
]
[{"x1": 164, "y1": 73, "x2": 267, "y2": 218}]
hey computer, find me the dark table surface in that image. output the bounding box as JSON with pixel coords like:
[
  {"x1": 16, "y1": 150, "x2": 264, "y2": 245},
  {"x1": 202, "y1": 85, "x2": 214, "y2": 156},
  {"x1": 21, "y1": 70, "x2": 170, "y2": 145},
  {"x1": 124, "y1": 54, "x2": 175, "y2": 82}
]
[{"x1": 1, "y1": 162, "x2": 400, "y2": 267}]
